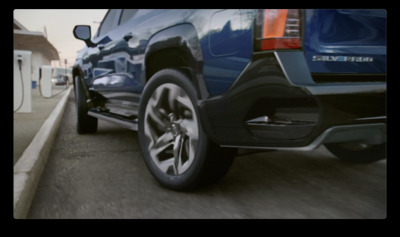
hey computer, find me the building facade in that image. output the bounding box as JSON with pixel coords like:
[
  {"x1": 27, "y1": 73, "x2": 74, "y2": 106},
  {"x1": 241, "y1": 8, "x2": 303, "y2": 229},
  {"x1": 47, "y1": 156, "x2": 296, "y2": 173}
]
[{"x1": 13, "y1": 19, "x2": 59, "y2": 82}]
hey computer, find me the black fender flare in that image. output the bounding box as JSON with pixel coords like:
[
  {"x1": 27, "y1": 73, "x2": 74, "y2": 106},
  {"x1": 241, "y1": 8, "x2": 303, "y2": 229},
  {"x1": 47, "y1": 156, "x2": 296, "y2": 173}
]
[
  {"x1": 72, "y1": 63, "x2": 93, "y2": 108},
  {"x1": 144, "y1": 23, "x2": 209, "y2": 100}
]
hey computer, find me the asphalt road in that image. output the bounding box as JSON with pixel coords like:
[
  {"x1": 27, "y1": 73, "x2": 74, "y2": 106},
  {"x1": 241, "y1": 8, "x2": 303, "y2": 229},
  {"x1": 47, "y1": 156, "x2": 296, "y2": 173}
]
[{"x1": 27, "y1": 92, "x2": 387, "y2": 219}]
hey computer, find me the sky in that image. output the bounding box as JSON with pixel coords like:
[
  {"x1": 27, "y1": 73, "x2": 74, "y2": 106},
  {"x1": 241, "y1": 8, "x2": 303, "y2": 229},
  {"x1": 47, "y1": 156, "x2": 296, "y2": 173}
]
[{"x1": 14, "y1": 9, "x2": 108, "y2": 68}]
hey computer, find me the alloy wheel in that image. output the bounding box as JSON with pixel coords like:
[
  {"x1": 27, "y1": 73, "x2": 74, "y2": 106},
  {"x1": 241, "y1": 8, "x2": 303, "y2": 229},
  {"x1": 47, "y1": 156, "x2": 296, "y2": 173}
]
[{"x1": 143, "y1": 83, "x2": 199, "y2": 175}]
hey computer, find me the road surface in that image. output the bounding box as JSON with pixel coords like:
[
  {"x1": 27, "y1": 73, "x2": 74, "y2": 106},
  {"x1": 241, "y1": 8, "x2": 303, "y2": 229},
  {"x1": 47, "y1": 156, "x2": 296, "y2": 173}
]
[{"x1": 28, "y1": 92, "x2": 387, "y2": 219}]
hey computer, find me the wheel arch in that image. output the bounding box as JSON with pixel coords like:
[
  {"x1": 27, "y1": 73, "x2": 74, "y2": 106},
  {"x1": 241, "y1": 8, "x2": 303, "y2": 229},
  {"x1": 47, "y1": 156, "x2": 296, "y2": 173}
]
[
  {"x1": 72, "y1": 65, "x2": 83, "y2": 89},
  {"x1": 72, "y1": 64, "x2": 93, "y2": 107},
  {"x1": 144, "y1": 23, "x2": 209, "y2": 100}
]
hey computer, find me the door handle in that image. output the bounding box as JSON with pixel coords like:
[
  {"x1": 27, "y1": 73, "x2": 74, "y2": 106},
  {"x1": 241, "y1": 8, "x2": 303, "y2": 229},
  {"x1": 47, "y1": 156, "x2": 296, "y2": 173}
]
[{"x1": 123, "y1": 32, "x2": 134, "y2": 41}]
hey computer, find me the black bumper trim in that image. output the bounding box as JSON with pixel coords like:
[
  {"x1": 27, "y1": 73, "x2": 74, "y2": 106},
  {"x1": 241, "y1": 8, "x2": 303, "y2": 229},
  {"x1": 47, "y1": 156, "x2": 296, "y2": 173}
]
[
  {"x1": 221, "y1": 123, "x2": 386, "y2": 151},
  {"x1": 199, "y1": 51, "x2": 386, "y2": 149}
]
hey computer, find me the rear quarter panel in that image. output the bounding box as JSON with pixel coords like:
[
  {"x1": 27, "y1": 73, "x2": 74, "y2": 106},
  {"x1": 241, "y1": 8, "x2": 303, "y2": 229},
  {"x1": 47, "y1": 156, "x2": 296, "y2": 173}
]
[{"x1": 303, "y1": 9, "x2": 387, "y2": 74}]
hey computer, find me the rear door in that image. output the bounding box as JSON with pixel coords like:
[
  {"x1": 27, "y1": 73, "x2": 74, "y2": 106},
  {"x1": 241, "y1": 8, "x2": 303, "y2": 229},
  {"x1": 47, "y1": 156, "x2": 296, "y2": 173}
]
[
  {"x1": 85, "y1": 9, "x2": 121, "y2": 80},
  {"x1": 303, "y1": 9, "x2": 386, "y2": 75},
  {"x1": 90, "y1": 9, "x2": 143, "y2": 117},
  {"x1": 91, "y1": 9, "x2": 141, "y2": 92}
]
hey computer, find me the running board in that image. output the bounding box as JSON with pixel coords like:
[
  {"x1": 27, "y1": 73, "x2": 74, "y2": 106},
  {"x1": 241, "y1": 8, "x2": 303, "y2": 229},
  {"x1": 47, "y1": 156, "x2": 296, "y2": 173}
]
[{"x1": 88, "y1": 110, "x2": 138, "y2": 131}]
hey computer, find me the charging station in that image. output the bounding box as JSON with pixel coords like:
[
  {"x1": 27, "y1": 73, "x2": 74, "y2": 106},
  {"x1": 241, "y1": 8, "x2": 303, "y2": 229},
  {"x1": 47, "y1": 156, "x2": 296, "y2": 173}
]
[
  {"x1": 14, "y1": 50, "x2": 32, "y2": 113},
  {"x1": 40, "y1": 65, "x2": 53, "y2": 98}
]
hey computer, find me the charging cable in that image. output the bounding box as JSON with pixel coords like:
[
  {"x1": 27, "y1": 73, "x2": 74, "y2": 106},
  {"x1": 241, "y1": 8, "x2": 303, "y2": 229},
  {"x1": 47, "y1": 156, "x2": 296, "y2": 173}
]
[
  {"x1": 14, "y1": 55, "x2": 24, "y2": 112},
  {"x1": 38, "y1": 67, "x2": 44, "y2": 97}
]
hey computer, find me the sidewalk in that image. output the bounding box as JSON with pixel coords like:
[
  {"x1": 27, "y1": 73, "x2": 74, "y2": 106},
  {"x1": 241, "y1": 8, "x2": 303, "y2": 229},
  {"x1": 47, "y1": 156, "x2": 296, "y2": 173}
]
[
  {"x1": 14, "y1": 84, "x2": 72, "y2": 218},
  {"x1": 13, "y1": 85, "x2": 71, "y2": 165}
]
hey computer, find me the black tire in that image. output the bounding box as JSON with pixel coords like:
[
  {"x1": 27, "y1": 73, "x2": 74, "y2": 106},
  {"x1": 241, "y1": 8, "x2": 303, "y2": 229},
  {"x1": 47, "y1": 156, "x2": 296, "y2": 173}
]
[
  {"x1": 74, "y1": 76, "x2": 98, "y2": 134},
  {"x1": 325, "y1": 142, "x2": 386, "y2": 164},
  {"x1": 138, "y1": 69, "x2": 235, "y2": 191}
]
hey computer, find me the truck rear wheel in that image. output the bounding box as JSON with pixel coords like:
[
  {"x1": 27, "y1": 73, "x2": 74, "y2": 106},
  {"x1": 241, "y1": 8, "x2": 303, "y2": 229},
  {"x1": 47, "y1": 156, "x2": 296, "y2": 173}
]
[{"x1": 138, "y1": 69, "x2": 236, "y2": 191}]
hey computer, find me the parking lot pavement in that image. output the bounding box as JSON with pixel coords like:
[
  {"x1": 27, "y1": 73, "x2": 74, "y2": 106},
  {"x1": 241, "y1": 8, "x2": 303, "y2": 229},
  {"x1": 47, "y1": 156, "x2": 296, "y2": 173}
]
[{"x1": 27, "y1": 92, "x2": 387, "y2": 219}]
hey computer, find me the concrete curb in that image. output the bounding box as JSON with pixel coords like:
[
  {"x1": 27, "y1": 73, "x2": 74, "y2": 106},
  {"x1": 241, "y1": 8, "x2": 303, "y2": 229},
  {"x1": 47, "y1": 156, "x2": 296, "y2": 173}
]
[{"x1": 14, "y1": 86, "x2": 72, "y2": 219}]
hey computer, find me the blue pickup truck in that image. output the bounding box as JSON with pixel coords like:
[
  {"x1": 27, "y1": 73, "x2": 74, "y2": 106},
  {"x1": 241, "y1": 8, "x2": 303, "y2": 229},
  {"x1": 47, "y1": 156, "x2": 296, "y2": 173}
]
[{"x1": 73, "y1": 9, "x2": 386, "y2": 190}]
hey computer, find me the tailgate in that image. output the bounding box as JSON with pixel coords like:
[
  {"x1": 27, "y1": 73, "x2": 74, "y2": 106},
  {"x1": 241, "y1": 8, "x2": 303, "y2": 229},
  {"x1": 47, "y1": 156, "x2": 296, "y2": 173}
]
[{"x1": 303, "y1": 9, "x2": 386, "y2": 75}]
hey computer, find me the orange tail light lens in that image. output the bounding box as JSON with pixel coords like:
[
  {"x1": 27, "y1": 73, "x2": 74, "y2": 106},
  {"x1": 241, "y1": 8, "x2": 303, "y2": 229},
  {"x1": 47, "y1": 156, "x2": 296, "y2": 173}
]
[{"x1": 256, "y1": 9, "x2": 302, "y2": 51}]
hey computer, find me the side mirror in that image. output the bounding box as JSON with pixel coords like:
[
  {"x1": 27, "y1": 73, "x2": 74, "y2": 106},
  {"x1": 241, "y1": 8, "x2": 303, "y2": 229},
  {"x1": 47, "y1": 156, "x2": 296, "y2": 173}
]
[{"x1": 73, "y1": 25, "x2": 96, "y2": 47}]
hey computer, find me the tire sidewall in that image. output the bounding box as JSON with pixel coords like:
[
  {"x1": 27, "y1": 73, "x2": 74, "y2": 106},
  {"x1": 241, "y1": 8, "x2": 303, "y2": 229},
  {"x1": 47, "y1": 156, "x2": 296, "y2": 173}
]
[
  {"x1": 75, "y1": 76, "x2": 86, "y2": 126},
  {"x1": 138, "y1": 69, "x2": 208, "y2": 190},
  {"x1": 75, "y1": 76, "x2": 85, "y2": 119},
  {"x1": 74, "y1": 76, "x2": 97, "y2": 134}
]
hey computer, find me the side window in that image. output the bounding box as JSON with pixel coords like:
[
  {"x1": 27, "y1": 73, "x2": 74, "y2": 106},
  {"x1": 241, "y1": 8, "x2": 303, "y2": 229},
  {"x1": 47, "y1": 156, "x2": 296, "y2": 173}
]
[
  {"x1": 97, "y1": 9, "x2": 120, "y2": 37},
  {"x1": 119, "y1": 9, "x2": 138, "y2": 25}
]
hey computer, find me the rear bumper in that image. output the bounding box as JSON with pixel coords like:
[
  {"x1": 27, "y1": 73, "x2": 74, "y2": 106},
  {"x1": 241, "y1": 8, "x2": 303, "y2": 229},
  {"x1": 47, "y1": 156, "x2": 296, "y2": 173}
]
[
  {"x1": 221, "y1": 123, "x2": 386, "y2": 151},
  {"x1": 199, "y1": 51, "x2": 387, "y2": 149}
]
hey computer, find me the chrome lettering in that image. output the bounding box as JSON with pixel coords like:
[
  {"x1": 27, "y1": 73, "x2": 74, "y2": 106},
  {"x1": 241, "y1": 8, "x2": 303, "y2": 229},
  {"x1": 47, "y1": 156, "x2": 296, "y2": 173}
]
[{"x1": 312, "y1": 55, "x2": 374, "y2": 62}]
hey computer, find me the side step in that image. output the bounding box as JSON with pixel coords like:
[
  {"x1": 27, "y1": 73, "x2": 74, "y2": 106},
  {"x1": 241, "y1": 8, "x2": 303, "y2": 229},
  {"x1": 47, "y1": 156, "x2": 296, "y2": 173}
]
[{"x1": 88, "y1": 110, "x2": 138, "y2": 131}]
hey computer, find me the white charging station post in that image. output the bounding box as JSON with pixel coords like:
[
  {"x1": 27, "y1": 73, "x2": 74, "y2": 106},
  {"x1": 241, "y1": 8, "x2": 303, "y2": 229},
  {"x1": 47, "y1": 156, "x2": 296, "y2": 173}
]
[
  {"x1": 40, "y1": 65, "x2": 53, "y2": 98},
  {"x1": 14, "y1": 50, "x2": 32, "y2": 113}
]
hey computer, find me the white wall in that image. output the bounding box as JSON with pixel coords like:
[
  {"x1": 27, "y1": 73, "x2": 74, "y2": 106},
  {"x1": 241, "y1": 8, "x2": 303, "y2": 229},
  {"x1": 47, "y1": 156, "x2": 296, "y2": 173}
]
[{"x1": 31, "y1": 51, "x2": 52, "y2": 82}]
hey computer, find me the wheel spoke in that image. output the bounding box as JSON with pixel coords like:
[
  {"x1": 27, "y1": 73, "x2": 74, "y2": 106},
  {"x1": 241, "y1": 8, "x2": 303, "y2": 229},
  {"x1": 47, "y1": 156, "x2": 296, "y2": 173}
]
[
  {"x1": 167, "y1": 84, "x2": 182, "y2": 111},
  {"x1": 158, "y1": 158, "x2": 176, "y2": 174},
  {"x1": 147, "y1": 85, "x2": 163, "y2": 109},
  {"x1": 144, "y1": 83, "x2": 199, "y2": 176},
  {"x1": 181, "y1": 118, "x2": 199, "y2": 141},
  {"x1": 152, "y1": 132, "x2": 174, "y2": 154},
  {"x1": 146, "y1": 107, "x2": 168, "y2": 131},
  {"x1": 176, "y1": 94, "x2": 193, "y2": 110},
  {"x1": 173, "y1": 135, "x2": 183, "y2": 174},
  {"x1": 158, "y1": 131, "x2": 174, "y2": 145}
]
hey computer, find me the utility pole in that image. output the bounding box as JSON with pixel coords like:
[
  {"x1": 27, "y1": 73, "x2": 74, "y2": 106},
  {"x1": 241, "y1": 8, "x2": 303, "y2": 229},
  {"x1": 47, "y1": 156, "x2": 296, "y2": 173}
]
[
  {"x1": 44, "y1": 25, "x2": 47, "y2": 39},
  {"x1": 58, "y1": 51, "x2": 62, "y2": 67}
]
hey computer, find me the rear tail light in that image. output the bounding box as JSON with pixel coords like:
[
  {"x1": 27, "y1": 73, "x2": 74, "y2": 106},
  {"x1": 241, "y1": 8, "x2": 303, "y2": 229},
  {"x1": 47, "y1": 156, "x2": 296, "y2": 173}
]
[{"x1": 255, "y1": 9, "x2": 302, "y2": 51}]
